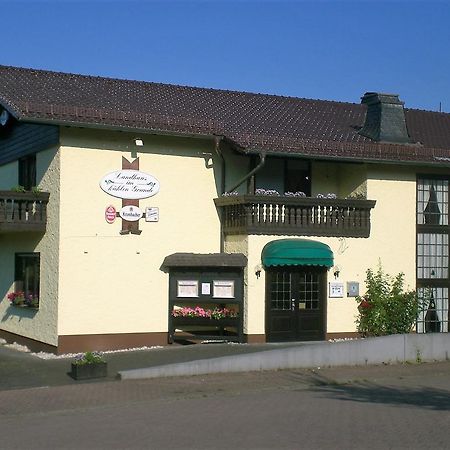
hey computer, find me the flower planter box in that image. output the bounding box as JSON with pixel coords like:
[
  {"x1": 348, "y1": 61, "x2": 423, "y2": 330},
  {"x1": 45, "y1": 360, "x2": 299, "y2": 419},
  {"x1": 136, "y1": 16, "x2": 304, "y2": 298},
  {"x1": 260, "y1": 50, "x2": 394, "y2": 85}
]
[
  {"x1": 12, "y1": 302, "x2": 39, "y2": 309},
  {"x1": 70, "y1": 362, "x2": 108, "y2": 380},
  {"x1": 172, "y1": 316, "x2": 239, "y2": 327}
]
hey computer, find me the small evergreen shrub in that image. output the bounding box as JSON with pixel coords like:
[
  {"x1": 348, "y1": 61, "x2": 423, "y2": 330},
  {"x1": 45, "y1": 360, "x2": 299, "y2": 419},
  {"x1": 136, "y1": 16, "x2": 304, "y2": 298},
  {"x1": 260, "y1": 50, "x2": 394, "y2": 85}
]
[{"x1": 356, "y1": 264, "x2": 418, "y2": 336}]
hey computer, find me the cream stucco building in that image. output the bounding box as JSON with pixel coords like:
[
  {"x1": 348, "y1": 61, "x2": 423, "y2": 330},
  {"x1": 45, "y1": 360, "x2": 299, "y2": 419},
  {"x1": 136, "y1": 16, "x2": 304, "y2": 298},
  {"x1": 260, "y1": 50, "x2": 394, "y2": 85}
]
[{"x1": 0, "y1": 66, "x2": 449, "y2": 353}]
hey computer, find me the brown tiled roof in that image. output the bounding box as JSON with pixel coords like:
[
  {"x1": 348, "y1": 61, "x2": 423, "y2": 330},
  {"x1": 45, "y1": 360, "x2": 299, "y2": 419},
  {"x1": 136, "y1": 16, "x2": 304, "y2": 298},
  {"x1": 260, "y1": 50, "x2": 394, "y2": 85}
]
[{"x1": 1, "y1": 65, "x2": 450, "y2": 164}]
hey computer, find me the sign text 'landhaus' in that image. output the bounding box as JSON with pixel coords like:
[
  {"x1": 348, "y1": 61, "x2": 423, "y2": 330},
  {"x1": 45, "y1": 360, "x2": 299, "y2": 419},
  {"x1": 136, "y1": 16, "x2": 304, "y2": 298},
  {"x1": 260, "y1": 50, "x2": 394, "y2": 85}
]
[{"x1": 100, "y1": 170, "x2": 160, "y2": 199}]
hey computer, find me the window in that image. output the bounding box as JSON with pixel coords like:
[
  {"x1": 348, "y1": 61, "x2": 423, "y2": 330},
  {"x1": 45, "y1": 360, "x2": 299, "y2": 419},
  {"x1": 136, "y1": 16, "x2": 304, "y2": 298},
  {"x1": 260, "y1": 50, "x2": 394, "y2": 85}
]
[
  {"x1": 416, "y1": 177, "x2": 450, "y2": 333},
  {"x1": 18, "y1": 154, "x2": 36, "y2": 190},
  {"x1": 285, "y1": 160, "x2": 311, "y2": 196},
  {"x1": 254, "y1": 157, "x2": 311, "y2": 196},
  {"x1": 15, "y1": 253, "x2": 40, "y2": 305},
  {"x1": 270, "y1": 271, "x2": 291, "y2": 310}
]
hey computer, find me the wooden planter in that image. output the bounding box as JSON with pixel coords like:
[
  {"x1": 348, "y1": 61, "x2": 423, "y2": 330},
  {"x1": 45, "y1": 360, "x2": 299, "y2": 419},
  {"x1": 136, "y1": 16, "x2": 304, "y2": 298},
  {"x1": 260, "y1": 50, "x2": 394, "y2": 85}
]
[
  {"x1": 71, "y1": 362, "x2": 108, "y2": 380},
  {"x1": 172, "y1": 316, "x2": 239, "y2": 327}
]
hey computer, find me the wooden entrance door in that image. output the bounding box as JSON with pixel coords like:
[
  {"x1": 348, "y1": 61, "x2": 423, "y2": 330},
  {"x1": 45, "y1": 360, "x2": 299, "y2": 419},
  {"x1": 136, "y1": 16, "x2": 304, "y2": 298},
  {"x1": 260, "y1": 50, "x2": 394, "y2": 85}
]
[{"x1": 266, "y1": 268, "x2": 327, "y2": 341}]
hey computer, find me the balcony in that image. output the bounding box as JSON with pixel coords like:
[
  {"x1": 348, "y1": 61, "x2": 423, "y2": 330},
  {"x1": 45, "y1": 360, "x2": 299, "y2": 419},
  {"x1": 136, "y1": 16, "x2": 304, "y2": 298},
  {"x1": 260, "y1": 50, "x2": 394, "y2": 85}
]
[
  {"x1": 214, "y1": 195, "x2": 376, "y2": 238},
  {"x1": 0, "y1": 191, "x2": 50, "y2": 233}
]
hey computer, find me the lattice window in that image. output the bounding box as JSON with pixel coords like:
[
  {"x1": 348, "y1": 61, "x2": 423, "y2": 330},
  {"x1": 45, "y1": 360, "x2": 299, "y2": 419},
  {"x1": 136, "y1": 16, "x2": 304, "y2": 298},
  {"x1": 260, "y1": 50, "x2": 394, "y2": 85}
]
[
  {"x1": 417, "y1": 233, "x2": 449, "y2": 279},
  {"x1": 417, "y1": 287, "x2": 449, "y2": 333},
  {"x1": 270, "y1": 271, "x2": 291, "y2": 310},
  {"x1": 298, "y1": 272, "x2": 319, "y2": 310},
  {"x1": 417, "y1": 178, "x2": 448, "y2": 226},
  {"x1": 416, "y1": 176, "x2": 450, "y2": 334}
]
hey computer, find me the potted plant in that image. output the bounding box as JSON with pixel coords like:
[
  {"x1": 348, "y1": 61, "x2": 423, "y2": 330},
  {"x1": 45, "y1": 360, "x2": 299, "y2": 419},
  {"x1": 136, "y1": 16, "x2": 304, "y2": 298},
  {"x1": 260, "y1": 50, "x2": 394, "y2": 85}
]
[
  {"x1": 71, "y1": 351, "x2": 107, "y2": 380},
  {"x1": 25, "y1": 294, "x2": 40, "y2": 309},
  {"x1": 6, "y1": 291, "x2": 39, "y2": 308},
  {"x1": 7, "y1": 291, "x2": 26, "y2": 307}
]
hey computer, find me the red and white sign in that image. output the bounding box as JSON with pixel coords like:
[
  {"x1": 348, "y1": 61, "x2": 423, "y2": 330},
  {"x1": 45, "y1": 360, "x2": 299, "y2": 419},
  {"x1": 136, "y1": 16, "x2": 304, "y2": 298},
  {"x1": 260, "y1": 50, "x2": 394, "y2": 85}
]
[{"x1": 105, "y1": 205, "x2": 117, "y2": 224}]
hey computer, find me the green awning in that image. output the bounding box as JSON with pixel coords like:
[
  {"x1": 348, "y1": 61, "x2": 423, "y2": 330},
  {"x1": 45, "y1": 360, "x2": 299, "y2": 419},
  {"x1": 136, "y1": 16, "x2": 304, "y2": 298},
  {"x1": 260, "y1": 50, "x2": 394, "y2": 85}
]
[{"x1": 262, "y1": 239, "x2": 334, "y2": 268}]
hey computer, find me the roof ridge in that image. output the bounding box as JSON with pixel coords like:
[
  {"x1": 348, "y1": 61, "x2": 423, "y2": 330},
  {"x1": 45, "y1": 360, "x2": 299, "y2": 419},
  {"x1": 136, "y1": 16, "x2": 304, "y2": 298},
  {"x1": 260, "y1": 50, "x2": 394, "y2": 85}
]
[
  {"x1": 0, "y1": 64, "x2": 362, "y2": 108},
  {"x1": 405, "y1": 107, "x2": 450, "y2": 116}
]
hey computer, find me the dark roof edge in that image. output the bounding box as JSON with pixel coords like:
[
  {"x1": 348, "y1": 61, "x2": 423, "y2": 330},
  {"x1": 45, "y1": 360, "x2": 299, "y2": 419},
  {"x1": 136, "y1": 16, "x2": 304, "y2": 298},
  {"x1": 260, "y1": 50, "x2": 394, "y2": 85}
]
[
  {"x1": 253, "y1": 151, "x2": 450, "y2": 167},
  {"x1": 7, "y1": 111, "x2": 448, "y2": 166},
  {"x1": 15, "y1": 115, "x2": 223, "y2": 142},
  {"x1": 162, "y1": 253, "x2": 248, "y2": 268},
  {"x1": 241, "y1": 136, "x2": 450, "y2": 166},
  {"x1": 0, "y1": 99, "x2": 22, "y2": 120},
  {"x1": 15, "y1": 115, "x2": 450, "y2": 167}
]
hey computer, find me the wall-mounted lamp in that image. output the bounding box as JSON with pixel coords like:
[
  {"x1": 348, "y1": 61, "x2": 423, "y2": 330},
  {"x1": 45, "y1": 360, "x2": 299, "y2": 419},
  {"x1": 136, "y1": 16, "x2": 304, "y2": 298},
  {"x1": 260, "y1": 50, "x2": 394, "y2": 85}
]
[
  {"x1": 333, "y1": 265, "x2": 340, "y2": 279},
  {"x1": 255, "y1": 264, "x2": 262, "y2": 279},
  {"x1": 130, "y1": 138, "x2": 144, "y2": 159}
]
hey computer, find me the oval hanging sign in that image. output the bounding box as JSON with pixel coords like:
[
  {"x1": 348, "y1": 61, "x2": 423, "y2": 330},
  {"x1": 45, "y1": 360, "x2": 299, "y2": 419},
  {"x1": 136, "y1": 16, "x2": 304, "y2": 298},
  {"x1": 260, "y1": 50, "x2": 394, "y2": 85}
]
[
  {"x1": 100, "y1": 170, "x2": 160, "y2": 199},
  {"x1": 119, "y1": 205, "x2": 143, "y2": 222},
  {"x1": 105, "y1": 205, "x2": 117, "y2": 224}
]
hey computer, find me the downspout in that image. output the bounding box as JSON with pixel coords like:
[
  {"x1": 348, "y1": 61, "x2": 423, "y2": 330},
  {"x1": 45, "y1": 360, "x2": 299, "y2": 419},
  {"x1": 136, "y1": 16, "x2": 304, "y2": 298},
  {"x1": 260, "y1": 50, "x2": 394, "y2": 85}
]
[
  {"x1": 228, "y1": 151, "x2": 266, "y2": 193},
  {"x1": 214, "y1": 136, "x2": 226, "y2": 252},
  {"x1": 214, "y1": 136, "x2": 226, "y2": 195}
]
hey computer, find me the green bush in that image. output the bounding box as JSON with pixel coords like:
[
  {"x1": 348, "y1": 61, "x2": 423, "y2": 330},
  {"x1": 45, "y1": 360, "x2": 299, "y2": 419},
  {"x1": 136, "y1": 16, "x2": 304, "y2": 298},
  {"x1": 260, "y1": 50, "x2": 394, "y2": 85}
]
[{"x1": 356, "y1": 264, "x2": 418, "y2": 336}]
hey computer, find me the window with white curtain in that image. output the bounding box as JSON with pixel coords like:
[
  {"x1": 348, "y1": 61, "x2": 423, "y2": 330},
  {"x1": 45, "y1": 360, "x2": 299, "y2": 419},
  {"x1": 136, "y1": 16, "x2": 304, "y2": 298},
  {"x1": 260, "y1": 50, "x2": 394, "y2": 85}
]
[{"x1": 417, "y1": 178, "x2": 448, "y2": 225}]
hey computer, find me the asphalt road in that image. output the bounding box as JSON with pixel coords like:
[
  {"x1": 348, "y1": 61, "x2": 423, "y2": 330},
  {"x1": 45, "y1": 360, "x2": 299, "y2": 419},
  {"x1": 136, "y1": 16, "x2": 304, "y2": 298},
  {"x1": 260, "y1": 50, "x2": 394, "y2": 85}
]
[{"x1": 1, "y1": 361, "x2": 449, "y2": 449}]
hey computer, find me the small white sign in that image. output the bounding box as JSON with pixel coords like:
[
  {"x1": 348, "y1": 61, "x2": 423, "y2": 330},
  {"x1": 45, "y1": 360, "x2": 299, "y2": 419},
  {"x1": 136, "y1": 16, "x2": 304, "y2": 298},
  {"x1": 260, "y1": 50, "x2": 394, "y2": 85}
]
[
  {"x1": 145, "y1": 207, "x2": 159, "y2": 222},
  {"x1": 100, "y1": 169, "x2": 160, "y2": 199},
  {"x1": 119, "y1": 205, "x2": 143, "y2": 222},
  {"x1": 201, "y1": 283, "x2": 211, "y2": 295},
  {"x1": 329, "y1": 282, "x2": 344, "y2": 298}
]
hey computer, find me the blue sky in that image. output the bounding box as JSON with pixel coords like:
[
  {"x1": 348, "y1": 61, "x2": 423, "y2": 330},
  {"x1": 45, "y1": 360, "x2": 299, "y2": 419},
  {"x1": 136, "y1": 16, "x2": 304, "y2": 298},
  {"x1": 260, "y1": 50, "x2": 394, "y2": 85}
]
[{"x1": 2, "y1": 0, "x2": 449, "y2": 112}]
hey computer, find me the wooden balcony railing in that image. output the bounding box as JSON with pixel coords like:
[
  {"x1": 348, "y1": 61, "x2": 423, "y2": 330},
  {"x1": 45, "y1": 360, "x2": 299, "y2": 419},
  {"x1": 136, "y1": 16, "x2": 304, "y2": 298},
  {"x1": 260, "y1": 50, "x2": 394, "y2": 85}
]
[
  {"x1": 214, "y1": 195, "x2": 376, "y2": 238},
  {"x1": 0, "y1": 191, "x2": 50, "y2": 233}
]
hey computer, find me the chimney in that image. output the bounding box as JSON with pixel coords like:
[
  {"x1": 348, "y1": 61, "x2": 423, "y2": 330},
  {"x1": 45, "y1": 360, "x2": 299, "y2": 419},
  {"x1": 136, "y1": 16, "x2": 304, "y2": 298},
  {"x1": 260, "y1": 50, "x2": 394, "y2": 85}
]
[{"x1": 359, "y1": 92, "x2": 412, "y2": 143}]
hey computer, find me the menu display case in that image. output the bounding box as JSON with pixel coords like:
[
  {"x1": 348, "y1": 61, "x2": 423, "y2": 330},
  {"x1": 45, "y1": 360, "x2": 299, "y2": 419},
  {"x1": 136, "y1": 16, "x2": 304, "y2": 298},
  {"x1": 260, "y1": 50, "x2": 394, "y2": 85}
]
[{"x1": 163, "y1": 253, "x2": 247, "y2": 344}]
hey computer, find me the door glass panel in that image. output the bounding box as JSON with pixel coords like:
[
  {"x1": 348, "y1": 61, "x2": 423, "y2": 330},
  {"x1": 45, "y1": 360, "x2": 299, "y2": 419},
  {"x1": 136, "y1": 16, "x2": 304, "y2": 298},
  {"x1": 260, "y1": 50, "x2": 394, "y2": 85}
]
[
  {"x1": 298, "y1": 272, "x2": 320, "y2": 310},
  {"x1": 270, "y1": 271, "x2": 291, "y2": 310}
]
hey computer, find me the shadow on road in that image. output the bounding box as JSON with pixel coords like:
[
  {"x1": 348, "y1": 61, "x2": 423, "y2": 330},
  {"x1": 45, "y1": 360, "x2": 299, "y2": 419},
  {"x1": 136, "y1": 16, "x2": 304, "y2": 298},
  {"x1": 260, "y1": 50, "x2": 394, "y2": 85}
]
[{"x1": 304, "y1": 372, "x2": 450, "y2": 411}]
